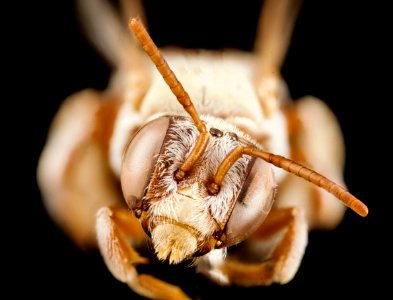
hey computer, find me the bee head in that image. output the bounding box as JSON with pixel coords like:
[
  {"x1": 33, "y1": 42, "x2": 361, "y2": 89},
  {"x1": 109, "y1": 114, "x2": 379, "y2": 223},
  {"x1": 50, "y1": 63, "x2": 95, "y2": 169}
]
[{"x1": 121, "y1": 115, "x2": 276, "y2": 263}]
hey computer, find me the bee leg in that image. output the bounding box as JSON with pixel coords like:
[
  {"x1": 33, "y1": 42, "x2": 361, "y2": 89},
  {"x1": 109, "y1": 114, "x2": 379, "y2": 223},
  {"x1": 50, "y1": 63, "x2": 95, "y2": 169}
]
[
  {"x1": 96, "y1": 206, "x2": 191, "y2": 300},
  {"x1": 254, "y1": 0, "x2": 302, "y2": 116},
  {"x1": 198, "y1": 207, "x2": 307, "y2": 286},
  {"x1": 37, "y1": 90, "x2": 124, "y2": 247},
  {"x1": 279, "y1": 96, "x2": 346, "y2": 229}
]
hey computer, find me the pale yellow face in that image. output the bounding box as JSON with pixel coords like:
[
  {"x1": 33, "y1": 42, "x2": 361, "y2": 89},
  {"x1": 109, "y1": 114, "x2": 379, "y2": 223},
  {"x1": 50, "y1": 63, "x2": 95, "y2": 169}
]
[{"x1": 121, "y1": 115, "x2": 276, "y2": 263}]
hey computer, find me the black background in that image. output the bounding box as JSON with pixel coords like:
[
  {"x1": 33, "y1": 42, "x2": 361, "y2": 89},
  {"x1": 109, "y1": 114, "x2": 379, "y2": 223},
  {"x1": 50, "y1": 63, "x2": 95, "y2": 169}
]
[{"x1": 22, "y1": 0, "x2": 388, "y2": 298}]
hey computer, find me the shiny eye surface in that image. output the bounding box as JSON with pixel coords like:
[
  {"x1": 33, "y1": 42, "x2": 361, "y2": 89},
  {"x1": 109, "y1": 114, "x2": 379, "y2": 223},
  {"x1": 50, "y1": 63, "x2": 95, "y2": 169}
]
[
  {"x1": 220, "y1": 158, "x2": 276, "y2": 247},
  {"x1": 121, "y1": 116, "x2": 170, "y2": 209}
]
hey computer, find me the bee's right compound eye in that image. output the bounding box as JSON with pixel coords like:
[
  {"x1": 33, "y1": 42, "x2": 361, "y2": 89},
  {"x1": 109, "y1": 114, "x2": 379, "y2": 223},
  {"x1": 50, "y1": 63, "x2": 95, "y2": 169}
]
[{"x1": 120, "y1": 116, "x2": 170, "y2": 210}]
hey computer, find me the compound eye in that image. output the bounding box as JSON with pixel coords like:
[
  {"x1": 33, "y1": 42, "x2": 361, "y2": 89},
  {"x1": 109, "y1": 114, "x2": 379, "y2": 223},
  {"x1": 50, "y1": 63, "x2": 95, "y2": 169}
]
[
  {"x1": 221, "y1": 159, "x2": 276, "y2": 247},
  {"x1": 121, "y1": 116, "x2": 170, "y2": 209}
]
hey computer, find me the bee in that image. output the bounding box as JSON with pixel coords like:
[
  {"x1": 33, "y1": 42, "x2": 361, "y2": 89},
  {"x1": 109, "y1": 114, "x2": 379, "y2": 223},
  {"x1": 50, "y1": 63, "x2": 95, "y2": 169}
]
[{"x1": 37, "y1": 0, "x2": 368, "y2": 299}]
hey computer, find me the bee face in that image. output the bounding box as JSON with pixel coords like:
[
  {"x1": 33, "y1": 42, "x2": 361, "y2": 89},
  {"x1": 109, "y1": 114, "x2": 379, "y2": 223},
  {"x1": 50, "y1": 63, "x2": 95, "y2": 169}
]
[{"x1": 121, "y1": 115, "x2": 276, "y2": 263}]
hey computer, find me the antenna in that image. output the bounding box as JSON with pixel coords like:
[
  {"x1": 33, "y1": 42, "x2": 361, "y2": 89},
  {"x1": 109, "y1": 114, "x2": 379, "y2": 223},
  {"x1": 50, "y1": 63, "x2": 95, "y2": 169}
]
[
  {"x1": 129, "y1": 18, "x2": 210, "y2": 180},
  {"x1": 129, "y1": 19, "x2": 368, "y2": 217},
  {"x1": 209, "y1": 146, "x2": 368, "y2": 217}
]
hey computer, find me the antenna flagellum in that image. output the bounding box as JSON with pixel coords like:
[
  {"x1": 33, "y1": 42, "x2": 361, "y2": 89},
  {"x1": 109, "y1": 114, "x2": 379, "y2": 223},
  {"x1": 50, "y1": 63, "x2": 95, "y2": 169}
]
[
  {"x1": 210, "y1": 146, "x2": 368, "y2": 217},
  {"x1": 129, "y1": 18, "x2": 210, "y2": 179}
]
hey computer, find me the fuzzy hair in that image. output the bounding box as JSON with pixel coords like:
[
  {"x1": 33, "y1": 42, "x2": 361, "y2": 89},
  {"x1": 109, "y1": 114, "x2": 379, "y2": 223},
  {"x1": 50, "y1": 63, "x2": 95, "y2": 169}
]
[{"x1": 141, "y1": 116, "x2": 270, "y2": 262}]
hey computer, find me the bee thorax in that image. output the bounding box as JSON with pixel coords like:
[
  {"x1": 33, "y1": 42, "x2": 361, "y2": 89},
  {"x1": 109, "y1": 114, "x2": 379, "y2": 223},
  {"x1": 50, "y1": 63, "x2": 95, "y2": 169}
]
[{"x1": 151, "y1": 224, "x2": 197, "y2": 264}]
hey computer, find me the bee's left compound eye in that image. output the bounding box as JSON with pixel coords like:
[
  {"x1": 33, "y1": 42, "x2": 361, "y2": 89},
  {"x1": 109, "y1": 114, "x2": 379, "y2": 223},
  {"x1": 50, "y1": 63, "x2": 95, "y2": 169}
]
[
  {"x1": 120, "y1": 116, "x2": 170, "y2": 210},
  {"x1": 219, "y1": 159, "x2": 276, "y2": 247}
]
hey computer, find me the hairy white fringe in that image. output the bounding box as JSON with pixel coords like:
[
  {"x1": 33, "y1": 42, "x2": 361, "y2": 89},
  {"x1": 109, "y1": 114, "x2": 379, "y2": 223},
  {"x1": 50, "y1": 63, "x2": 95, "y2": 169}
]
[{"x1": 144, "y1": 115, "x2": 262, "y2": 232}]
